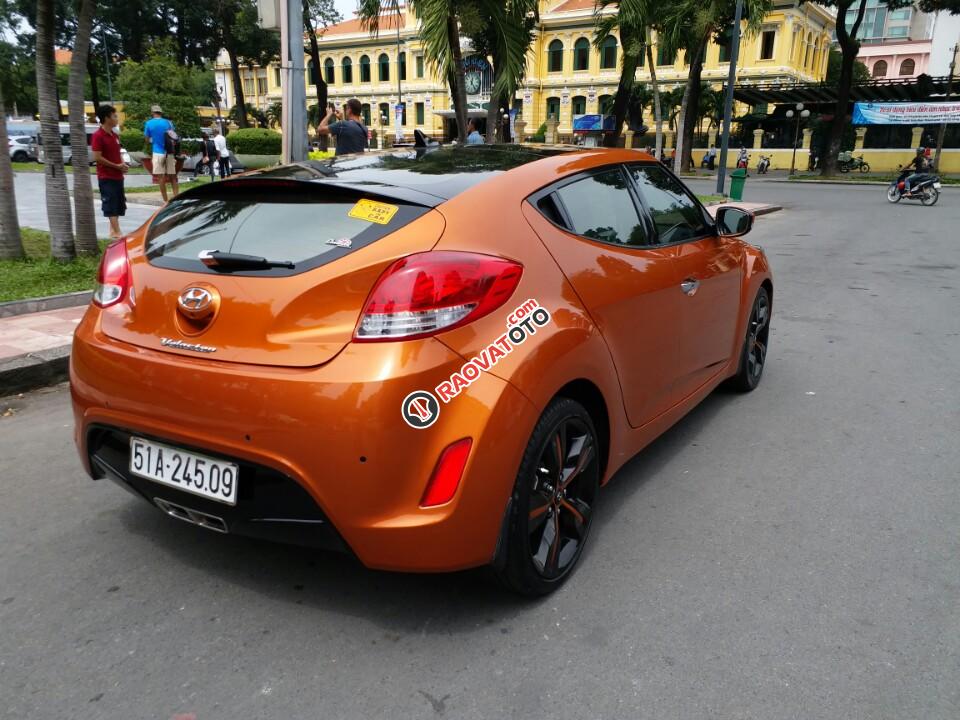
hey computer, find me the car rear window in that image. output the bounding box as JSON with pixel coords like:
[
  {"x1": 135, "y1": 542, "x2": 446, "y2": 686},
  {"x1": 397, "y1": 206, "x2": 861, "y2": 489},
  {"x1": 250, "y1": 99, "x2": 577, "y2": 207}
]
[{"x1": 144, "y1": 182, "x2": 431, "y2": 276}]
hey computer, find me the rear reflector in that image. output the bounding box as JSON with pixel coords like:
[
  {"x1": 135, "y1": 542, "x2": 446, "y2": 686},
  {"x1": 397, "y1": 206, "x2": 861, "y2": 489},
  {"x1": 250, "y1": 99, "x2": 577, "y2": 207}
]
[
  {"x1": 355, "y1": 251, "x2": 523, "y2": 341},
  {"x1": 92, "y1": 239, "x2": 130, "y2": 308},
  {"x1": 420, "y1": 438, "x2": 473, "y2": 508}
]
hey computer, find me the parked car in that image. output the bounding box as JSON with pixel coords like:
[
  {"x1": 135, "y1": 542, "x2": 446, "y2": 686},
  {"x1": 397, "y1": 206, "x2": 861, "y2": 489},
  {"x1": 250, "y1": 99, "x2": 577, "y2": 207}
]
[
  {"x1": 71, "y1": 145, "x2": 772, "y2": 596},
  {"x1": 8, "y1": 135, "x2": 37, "y2": 162},
  {"x1": 180, "y1": 137, "x2": 245, "y2": 176},
  {"x1": 37, "y1": 122, "x2": 138, "y2": 168}
]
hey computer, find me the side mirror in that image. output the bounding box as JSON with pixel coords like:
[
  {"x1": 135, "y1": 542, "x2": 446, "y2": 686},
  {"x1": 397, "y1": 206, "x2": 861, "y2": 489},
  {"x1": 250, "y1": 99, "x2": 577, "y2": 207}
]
[{"x1": 715, "y1": 206, "x2": 754, "y2": 238}]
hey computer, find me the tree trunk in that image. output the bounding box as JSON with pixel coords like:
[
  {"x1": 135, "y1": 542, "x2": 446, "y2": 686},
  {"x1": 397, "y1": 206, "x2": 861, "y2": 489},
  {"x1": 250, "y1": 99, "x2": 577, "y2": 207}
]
[
  {"x1": 605, "y1": 30, "x2": 640, "y2": 147},
  {"x1": 87, "y1": 51, "x2": 101, "y2": 108},
  {"x1": 70, "y1": 0, "x2": 99, "y2": 255},
  {"x1": 674, "y1": 33, "x2": 707, "y2": 173},
  {"x1": 304, "y1": 13, "x2": 329, "y2": 150},
  {"x1": 646, "y1": 33, "x2": 663, "y2": 158},
  {"x1": 226, "y1": 46, "x2": 249, "y2": 129},
  {"x1": 0, "y1": 84, "x2": 24, "y2": 259},
  {"x1": 680, "y1": 34, "x2": 707, "y2": 172},
  {"x1": 823, "y1": 0, "x2": 865, "y2": 177},
  {"x1": 447, "y1": 17, "x2": 468, "y2": 143},
  {"x1": 36, "y1": 0, "x2": 75, "y2": 261}
]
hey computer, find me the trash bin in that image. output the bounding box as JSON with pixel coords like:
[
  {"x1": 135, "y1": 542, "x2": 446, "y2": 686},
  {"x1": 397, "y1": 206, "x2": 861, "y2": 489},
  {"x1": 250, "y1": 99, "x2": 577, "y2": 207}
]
[{"x1": 729, "y1": 168, "x2": 747, "y2": 201}]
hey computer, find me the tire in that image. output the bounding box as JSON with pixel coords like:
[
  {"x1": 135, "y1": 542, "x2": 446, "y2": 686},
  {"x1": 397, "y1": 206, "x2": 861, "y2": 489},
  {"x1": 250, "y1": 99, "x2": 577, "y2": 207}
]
[
  {"x1": 492, "y1": 397, "x2": 600, "y2": 596},
  {"x1": 12, "y1": 151, "x2": 28, "y2": 163},
  {"x1": 859, "y1": 163, "x2": 870, "y2": 173},
  {"x1": 920, "y1": 187, "x2": 939, "y2": 206},
  {"x1": 727, "y1": 286, "x2": 771, "y2": 392},
  {"x1": 887, "y1": 185, "x2": 902, "y2": 203},
  {"x1": 839, "y1": 162, "x2": 850, "y2": 173}
]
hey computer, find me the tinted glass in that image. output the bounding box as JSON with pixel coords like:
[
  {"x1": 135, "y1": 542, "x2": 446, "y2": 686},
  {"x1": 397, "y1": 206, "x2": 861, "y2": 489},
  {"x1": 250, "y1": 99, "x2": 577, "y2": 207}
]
[
  {"x1": 629, "y1": 164, "x2": 711, "y2": 244},
  {"x1": 144, "y1": 184, "x2": 429, "y2": 276},
  {"x1": 555, "y1": 169, "x2": 648, "y2": 246}
]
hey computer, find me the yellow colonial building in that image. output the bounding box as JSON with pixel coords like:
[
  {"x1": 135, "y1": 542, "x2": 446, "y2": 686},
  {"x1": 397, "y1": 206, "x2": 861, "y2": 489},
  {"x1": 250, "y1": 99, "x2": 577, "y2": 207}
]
[{"x1": 214, "y1": 0, "x2": 835, "y2": 140}]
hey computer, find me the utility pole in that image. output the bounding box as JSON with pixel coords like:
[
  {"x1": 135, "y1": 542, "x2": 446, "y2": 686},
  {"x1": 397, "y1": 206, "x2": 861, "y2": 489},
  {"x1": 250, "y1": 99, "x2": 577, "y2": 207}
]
[
  {"x1": 101, "y1": 27, "x2": 113, "y2": 104},
  {"x1": 279, "y1": 0, "x2": 308, "y2": 163},
  {"x1": 396, "y1": 15, "x2": 403, "y2": 143},
  {"x1": 933, "y1": 42, "x2": 957, "y2": 174},
  {"x1": 716, "y1": 0, "x2": 743, "y2": 196}
]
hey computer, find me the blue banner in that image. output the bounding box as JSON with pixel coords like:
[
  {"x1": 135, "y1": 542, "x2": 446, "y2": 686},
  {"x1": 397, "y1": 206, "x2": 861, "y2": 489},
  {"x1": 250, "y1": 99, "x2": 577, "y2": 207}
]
[{"x1": 853, "y1": 101, "x2": 960, "y2": 125}]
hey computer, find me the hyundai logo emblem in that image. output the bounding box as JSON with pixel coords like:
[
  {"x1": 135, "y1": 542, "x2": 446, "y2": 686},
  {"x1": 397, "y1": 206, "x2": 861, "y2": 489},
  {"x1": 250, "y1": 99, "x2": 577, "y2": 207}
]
[{"x1": 179, "y1": 287, "x2": 213, "y2": 311}]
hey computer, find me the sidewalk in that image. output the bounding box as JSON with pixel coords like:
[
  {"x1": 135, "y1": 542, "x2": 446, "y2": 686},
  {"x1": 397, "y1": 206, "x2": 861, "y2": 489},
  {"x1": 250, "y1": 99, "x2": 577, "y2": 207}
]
[{"x1": 0, "y1": 306, "x2": 86, "y2": 397}]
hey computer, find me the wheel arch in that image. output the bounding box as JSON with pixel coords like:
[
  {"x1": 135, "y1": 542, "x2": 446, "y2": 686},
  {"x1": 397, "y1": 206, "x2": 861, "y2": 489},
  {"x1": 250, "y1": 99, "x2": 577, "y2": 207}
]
[{"x1": 553, "y1": 378, "x2": 610, "y2": 482}]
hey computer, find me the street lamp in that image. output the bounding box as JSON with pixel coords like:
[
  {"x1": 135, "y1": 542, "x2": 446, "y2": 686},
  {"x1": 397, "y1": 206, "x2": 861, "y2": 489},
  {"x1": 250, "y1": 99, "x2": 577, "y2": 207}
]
[
  {"x1": 380, "y1": 113, "x2": 388, "y2": 149},
  {"x1": 786, "y1": 102, "x2": 810, "y2": 176}
]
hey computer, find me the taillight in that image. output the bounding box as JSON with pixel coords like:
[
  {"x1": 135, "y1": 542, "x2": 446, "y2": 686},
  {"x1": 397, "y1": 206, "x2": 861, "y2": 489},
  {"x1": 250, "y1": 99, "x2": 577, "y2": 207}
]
[
  {"x1": 420, "y1": 438, "x2": 473, "y2": 507},
  {"x1": 92, "y1": 239, "x2": 130, "y2": 308},
  {"x1": 355, "y1": 251, "x2": 523, "y2": 341}
]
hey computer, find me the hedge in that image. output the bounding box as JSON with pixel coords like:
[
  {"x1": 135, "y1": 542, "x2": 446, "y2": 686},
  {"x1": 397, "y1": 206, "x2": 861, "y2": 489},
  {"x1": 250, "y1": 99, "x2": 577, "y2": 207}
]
[
  {"x1": 226, "y1": 128, "x2": 282, "y2": 155},
  {"x1": 119, "y1": 129, "x2": 148, "y2": 153}
]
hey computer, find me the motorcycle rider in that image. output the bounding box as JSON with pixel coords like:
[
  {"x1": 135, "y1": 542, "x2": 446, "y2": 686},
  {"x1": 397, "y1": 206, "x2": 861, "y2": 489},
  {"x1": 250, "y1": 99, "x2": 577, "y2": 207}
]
[{"x1": 903, "y1": 147, "x2": 930, "y2": 195}]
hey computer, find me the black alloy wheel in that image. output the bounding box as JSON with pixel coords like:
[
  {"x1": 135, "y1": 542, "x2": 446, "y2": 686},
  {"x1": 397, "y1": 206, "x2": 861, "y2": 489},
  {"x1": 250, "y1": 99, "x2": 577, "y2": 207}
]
[
  {"x1": 728, "y1": 286, "x2": 771, "y2": 392},
  {"x1": 494, "y1": 398, "x2": 600, "y2": 596}
]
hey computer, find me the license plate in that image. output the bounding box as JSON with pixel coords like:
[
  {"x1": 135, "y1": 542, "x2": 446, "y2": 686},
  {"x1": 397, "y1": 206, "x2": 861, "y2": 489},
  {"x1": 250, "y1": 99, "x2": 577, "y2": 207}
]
[
  {"x1": 934, "y1": 182, "x2": 942, "y2": 189},
  {"x1": 129, "y1": 437, "x2": 238, "y2": 505}
]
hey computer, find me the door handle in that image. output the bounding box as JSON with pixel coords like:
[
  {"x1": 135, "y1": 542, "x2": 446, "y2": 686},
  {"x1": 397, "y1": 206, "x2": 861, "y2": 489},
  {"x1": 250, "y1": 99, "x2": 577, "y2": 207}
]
[{"x1": 680, "y1": 279, "x2": 700, "y2": 296}]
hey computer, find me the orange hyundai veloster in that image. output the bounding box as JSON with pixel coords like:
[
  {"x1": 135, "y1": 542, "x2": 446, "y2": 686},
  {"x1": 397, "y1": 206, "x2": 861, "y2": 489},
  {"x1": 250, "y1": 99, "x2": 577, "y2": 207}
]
[{"x1": 71, "y1": 145, "x2": 772, "y2": 595}]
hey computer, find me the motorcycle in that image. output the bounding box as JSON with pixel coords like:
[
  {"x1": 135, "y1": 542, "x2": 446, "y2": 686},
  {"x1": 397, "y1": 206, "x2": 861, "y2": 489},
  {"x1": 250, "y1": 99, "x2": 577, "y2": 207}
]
[
  {"x1": 887, "y1": 168, "x2": 942, "y2": 206},
  {"x1": 736, "y1": 152, "x2": 749, "y2": 169},
  {"x1": 838, "y1": 152, "x2": 870, "y2": 174},
  {"x1": 757, "y1": 155, "x2": 771, "y2": 174}
]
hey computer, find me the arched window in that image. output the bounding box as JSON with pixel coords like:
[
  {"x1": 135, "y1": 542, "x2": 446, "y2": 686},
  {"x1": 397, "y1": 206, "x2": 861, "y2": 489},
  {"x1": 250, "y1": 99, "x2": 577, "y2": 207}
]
[
  {"x1": 599, "y1": 94, "x2": 614, "y2": 115},
  {"x1": 324, "y1": 58, "x2": 335, "y2": 85},
  {"x1": 573, "y1": 38, "x2": 590, "y2": 71},
  {"x1": 378, "y1": 102, "x2": 390, "y2": 123},
  {"x1": 359, "y1": 55, "x2": 371, "y2": 83},
  {"x1": 361, "y1": 103, "x2": 371, "y2": 125},
  {"x1": 546, "y1": 96, "x2": 560, "y2": 121},
  {"x1": 342, "y1": 57, "x2": 353, "y2": 84},
  {"x1": 803, "y1": 32, "x2": 812, "y2": 69},
  {"x1": 872, "y1": 59, "x2": 888, "y2": 77},
  {"x1": 307, "y1": 60, "x2": 318, "y2": 85},
  {"x1": 571, "y1": 95, "x2": 586, "y2": 118},
  {"x1": 900, "y1": 58, "x2": 915, "y2": 75},
  {"x1": 600, "y1": 37, "x2": 617, "y2": 70},
  {"x1": 548, "y1": 40, "x2": 564, "y2": 72},
  {"x1": 399, "y1": 51, "x2": 406, "y2": 80},
  {"x1": 378, "y1": 53, "x2": 390, "y2": 82}
]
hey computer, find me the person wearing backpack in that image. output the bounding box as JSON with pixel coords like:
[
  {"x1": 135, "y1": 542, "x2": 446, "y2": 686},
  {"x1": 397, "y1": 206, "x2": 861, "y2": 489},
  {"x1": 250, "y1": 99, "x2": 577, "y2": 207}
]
[
  {"x1": 200, "y1": 132, "x2": 219, "y2": 180},
  {"x1": 143, "y1": 105, "x2": 180, "y2": 202},
  {"x1": 317, "y1": 98, "x2": 368, "y2": 156}
]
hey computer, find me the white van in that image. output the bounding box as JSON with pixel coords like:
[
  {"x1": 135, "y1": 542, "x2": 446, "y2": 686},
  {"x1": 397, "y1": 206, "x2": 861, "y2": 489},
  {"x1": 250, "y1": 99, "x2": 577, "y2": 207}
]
[{"x1": 37, "y1": 122, "x2": 134, "y2": 166}]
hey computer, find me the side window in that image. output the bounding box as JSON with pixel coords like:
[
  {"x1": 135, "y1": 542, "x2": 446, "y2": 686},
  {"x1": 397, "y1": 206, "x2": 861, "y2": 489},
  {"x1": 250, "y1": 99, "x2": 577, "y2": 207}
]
[
  {"x1": 629, "y1": 164, "x2": 712, "y2": 244},
  {"x1": 553, "y1": 169, "x2": 649, "y2": 247}
]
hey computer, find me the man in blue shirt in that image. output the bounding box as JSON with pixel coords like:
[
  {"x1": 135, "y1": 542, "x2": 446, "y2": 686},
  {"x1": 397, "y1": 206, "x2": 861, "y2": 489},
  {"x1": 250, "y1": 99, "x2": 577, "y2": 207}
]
[
  {"x1": 465, "y1": 119, "x2": 484, "y2": 145},
  {"x1": 143, "y1": 105, "x2": 179, "y2": 202}
]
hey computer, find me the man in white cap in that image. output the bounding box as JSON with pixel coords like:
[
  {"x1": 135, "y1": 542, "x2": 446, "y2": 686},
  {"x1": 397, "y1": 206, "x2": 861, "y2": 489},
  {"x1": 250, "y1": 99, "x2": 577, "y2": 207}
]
[{"x1": 143, "y1": 105, "x2": 179, "y2": 202}]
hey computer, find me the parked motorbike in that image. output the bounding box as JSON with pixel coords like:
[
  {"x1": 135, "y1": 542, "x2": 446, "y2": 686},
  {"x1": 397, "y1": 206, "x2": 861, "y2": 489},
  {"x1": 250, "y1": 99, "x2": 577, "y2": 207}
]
[
  {"x1": 838, "y1": 152, "x2": 870, "y2": 173},
  {"x1": 757, "y1": 155, "x2": 771, "y2": 174},
  {"x1": 887, "y1": 168, "x2": 941, "y2": 206},
  {"x1": 736, "y1": 152, "x2": 750, "y2": 169}
]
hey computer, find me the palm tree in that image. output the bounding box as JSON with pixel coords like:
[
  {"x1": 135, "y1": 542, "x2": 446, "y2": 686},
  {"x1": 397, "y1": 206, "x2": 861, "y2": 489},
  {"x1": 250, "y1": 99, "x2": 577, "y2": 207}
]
[
  {"x1": 36, "y1": 0, "x2": 75, "y2": 260},
  {"x1": 0, "y1": 83, "x2": 23, "y2": 259},
  {"x1": 644, "y1": 30, "x2": 663, "y2": 157},
  {"x1": 69, "y1": 0, "x2": 99, "y2": 255},
  {"x1": 266, "y1": 100, "x2": 283, "y2": 129},
  {"x1": 594, "y1": 0, "x2": 644, "y2": 147},
  {"x1": 360, "y1": 0, "x2": 469, "y2": 142}
]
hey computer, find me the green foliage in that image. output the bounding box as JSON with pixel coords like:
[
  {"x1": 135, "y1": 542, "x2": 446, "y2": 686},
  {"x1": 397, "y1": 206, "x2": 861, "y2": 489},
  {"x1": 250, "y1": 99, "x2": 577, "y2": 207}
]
[
  {"x1": 266, "y1": 100, "x2": 283, "y2": 129},
  {"x1": 229, "y1": 103, "x2": 267, "y2": 128},
  {"x1": 116, "y1": 39, "x2": 206, "y2": 138},
  {"x1": 825, "y1": 49, "x2": 870, "y2": 85},
  {"x1": 226, "y1": 127, "x2": 281, "y2": 155},
  {"x1": 118, "y1": 128, "x2": 148, "y2": 153},
  {"x1": 0, "y1": 228, "x2": 102, "y2": 302},
  {"x1": 0, "y1": 40, "x2": 37, "y2": 117}
]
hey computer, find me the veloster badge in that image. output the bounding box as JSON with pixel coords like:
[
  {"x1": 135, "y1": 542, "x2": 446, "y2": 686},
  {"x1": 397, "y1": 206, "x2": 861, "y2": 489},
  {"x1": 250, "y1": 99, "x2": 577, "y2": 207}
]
[{"x1": 161, "y1": 337, "x2": 217, "y2": 353}]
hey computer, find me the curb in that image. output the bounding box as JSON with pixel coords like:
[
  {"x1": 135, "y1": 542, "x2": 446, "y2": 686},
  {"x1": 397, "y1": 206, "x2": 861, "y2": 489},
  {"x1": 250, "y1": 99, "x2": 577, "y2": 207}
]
[
  {"x1": 0, "y1": 291, "x2": 92, "y2": 318},
  {"x1": 781, "y1": 178, "x2": 959, "y2": 187},
  {"x1": 0, "y1": 345, "x2": 71, "y2": 398}
]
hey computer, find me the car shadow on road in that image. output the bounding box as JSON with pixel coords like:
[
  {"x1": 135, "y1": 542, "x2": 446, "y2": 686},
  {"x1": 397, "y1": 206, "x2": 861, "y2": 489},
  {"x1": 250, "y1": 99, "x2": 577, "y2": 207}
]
[{"x1": 115, "y1": 387, "x2": 741, "y2": 631}]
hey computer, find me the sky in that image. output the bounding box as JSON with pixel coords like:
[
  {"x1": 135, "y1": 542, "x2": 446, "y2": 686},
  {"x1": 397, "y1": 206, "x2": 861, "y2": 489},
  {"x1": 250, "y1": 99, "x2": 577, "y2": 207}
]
[{"x1": 332, "y1": 0, "x2": 360, "y2": 23}]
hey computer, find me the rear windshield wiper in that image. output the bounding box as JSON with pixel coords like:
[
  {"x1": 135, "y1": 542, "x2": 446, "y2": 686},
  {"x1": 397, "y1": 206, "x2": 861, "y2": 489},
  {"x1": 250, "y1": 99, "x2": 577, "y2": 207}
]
[{"x1": 199, "y1": 250, "x2": 295, "y2": 270}]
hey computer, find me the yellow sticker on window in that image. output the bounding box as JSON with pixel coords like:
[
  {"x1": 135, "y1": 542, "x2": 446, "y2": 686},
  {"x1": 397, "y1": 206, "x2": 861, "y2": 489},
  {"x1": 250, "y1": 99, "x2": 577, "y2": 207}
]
[{"x1": 348, "y1": 198, "x2": 399, "y2": 225}]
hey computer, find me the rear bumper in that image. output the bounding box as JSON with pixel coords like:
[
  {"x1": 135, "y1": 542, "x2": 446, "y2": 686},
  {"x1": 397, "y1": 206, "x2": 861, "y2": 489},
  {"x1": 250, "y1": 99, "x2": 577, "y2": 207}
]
[{"x1": 71, "y1": 308, "x2": 538, "y2": 572}]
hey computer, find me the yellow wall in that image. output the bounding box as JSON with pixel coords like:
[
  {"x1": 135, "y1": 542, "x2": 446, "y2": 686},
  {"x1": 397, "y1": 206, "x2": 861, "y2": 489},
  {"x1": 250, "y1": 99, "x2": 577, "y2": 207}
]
[{"x1": 215, "y1": 1, "x2": 835, "y2": 137}]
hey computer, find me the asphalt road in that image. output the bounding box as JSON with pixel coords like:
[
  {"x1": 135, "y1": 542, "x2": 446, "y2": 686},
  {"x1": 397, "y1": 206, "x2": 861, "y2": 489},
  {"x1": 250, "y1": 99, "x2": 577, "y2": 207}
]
[
  {"x1": 2, "y1": 181, "x2": 959, "y2": 720},
  {"x1": 13, "y1": 171, "x2": 159, "y2": 238}
]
